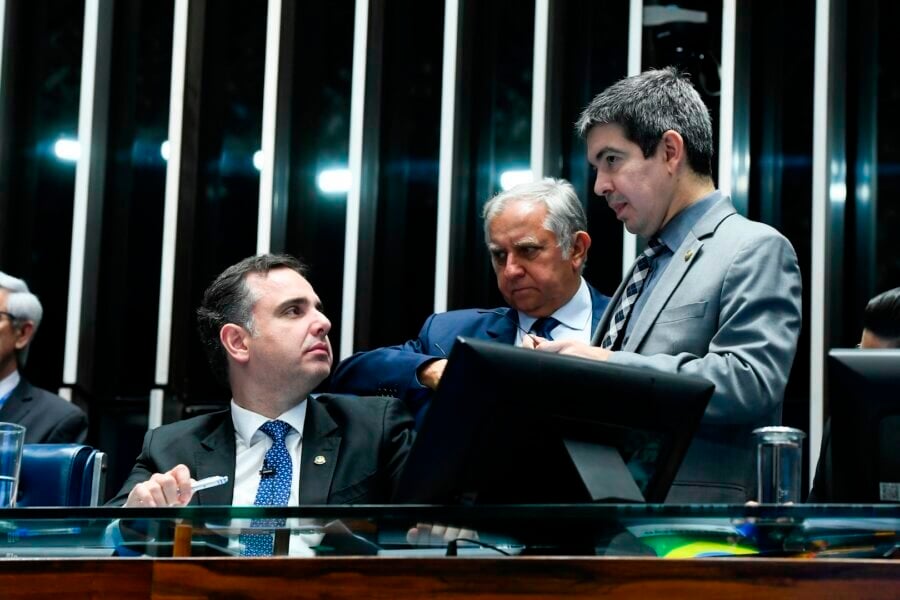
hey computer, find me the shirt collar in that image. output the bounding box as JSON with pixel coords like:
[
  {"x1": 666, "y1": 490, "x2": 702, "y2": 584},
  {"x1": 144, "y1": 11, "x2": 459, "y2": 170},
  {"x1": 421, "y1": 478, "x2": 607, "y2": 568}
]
[
  {"x1": 657, "y1": 189, "x2": 721, "y2": 252},
  {"x1": 231, "y1": 398, "x2": 307, "y2": 446},
  {"x1": 0, "y1": 370, "x2": 21, "y2": 403},
  {"x1": 518, "y1": 277, "x2": 592, "y2": 333}
]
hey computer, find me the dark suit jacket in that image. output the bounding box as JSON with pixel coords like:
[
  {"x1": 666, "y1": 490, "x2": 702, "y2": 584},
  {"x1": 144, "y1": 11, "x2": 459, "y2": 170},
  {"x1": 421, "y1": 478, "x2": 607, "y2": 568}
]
[
  {"x1": 592, "y1": 196, "x2": 802, "y2": 503},
  {"x1": 0, "y1": 378, "x2": 88, "y2": 444},
  {"x1": 807, "y1": 419, "x2": 832, "y2": 503},
  {"x1": 330, "y1": 284, "x2": 610, "y2": 416},
  {"x1": 107, "y1": 394, "x2": 414, "y2": 506}
]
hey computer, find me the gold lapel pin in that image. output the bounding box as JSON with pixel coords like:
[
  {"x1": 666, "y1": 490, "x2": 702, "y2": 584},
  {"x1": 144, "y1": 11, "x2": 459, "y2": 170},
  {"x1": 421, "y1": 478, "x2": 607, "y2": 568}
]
[
  {"x1": 684, "y1": 249, "x2": 694, "y2": 262},
  {"x1": 313, "y1": 455, "x2": 327, "y2": 465}
]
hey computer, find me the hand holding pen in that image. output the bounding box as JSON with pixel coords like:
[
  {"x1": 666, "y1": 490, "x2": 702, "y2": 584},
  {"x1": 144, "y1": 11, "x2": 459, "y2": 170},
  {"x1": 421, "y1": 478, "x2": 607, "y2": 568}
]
[{"x1": 124, "y1": 464, "x2": 229, "y2": 507}]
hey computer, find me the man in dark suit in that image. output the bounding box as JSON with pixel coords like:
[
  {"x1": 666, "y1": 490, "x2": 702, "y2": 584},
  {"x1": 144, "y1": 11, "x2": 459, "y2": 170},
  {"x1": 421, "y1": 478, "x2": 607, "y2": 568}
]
[
  {"x1": 330, "y1": 178, "x2": 610, "y2": 421},
  {"x1": 532, "y1": 68, "x2": 803, "y2": 503},
  {"x1": 110, "y1": 254, "x2": 413, "y2": 507},
  {"x1": 0, "y1": 271, "x2": 87, "y2": 444}
]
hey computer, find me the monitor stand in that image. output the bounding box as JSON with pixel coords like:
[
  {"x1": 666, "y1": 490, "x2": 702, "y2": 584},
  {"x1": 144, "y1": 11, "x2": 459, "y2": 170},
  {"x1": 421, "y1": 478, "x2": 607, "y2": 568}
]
[{"x1": 563, "y1": 438, "x2": 645, "y2": 503}]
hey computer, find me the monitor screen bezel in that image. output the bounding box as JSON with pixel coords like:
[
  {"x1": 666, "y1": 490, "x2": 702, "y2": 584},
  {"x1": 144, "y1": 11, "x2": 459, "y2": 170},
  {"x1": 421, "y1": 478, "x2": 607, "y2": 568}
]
[{"x1": 394, "y1": 337, "x2": 714, "y2": 504}]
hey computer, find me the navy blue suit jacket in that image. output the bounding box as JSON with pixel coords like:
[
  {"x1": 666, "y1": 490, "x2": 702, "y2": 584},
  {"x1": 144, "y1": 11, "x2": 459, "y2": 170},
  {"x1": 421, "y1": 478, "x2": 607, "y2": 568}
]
[{"x1": 330, "y1": 284, "x2": 609, "y2": 419}]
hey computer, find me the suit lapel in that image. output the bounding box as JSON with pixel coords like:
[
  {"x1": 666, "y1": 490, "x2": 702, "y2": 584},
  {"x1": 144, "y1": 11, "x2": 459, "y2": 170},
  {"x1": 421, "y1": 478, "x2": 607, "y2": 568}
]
[
  {"x1": 482, "y1": 308, "x2": 519, "y2": 344},
  {"x1": 192, "y1": 414, "x2": 236, "y2": 505},
  {"x1": 624, "y1": 234, "x2": 704, "y2": 351},
  {"x1": 588, "y1": 285, "x2": 610, "y2": 338},
  {"x1": 591, "y1": 272, "x2": 633, "y2": 346},
  {"x1": 623, "y1": 198, "x2": 736, "y2": 352},
  {"x1": 0, "y1": 380, "x2": 32, "y2": 423},
  {"x1": 298, "y1": 398, "x2": 340, "y2": 505}
]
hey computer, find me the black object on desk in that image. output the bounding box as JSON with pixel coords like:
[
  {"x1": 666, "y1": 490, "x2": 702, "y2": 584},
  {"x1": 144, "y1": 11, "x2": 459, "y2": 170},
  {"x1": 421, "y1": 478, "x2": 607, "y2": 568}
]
[
  {"x1": 394, "y1": 337, "x2": 713, "y2": 504},
  {"x1": 828, "y1": 349, "x2": 900, "y2": 504}
]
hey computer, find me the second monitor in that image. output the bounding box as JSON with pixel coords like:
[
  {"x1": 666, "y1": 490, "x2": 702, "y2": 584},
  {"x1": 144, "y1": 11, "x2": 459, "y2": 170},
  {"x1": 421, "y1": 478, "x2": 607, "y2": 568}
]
[{"x1": 394, "y1": 337, "x2": 714, "y2": 504}]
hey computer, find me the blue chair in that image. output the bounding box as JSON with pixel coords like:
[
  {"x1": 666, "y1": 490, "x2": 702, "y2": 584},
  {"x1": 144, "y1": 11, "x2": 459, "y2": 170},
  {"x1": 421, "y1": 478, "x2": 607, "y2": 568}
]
[{"x1": 17, "y1": 444, "x2": 107, "y2": 507}]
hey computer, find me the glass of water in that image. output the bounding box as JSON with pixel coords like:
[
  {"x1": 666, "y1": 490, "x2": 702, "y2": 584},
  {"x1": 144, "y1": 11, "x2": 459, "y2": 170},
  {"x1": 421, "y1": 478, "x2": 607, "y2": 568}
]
[
  {"x1": 753, "y1": 426, "x2": 806, "y2": 504},
  {"x1": 0, "y1": 422, "x2": 26, "y2": 507}
]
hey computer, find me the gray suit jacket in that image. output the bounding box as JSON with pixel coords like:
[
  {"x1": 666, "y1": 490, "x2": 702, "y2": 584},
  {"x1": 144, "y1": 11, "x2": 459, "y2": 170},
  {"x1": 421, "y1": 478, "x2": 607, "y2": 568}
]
[
  {"x1": 592, "y1": 197, "x2": 802, "y2": 503},
  {"x1": 108, "y1": 394, "x2": 414, "y2": 506},
  {"x1": 0, "y1": 378, "x2": 88, "y2": 444}
]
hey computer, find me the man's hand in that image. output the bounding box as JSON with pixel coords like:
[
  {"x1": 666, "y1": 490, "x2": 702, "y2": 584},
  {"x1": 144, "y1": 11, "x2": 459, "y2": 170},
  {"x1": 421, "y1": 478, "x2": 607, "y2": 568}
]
[
  {"x1": 417, "y1": 358, "x2": 448, "y2": 390},
  {"x1": 407, "y1": 522, "x2": 479, "y2": 546},
  {"x1": 125, "y1": 464, "x2": 195, "y2": 507},
  {"x1": 532, "y1": 339, "x2": 613, "y2": 361}
]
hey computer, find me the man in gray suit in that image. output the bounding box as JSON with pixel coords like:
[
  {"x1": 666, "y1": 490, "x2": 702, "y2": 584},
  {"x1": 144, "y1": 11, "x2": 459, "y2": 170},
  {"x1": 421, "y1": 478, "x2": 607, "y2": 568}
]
[{"x1": 530, "y1": 68, "x2": 802, "y2": 502}]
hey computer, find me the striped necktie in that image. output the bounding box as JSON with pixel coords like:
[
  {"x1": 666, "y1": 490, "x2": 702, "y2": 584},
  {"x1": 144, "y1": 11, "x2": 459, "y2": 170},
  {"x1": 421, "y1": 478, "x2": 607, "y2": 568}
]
[{"x1": 601, "y1": 237, "x2": 666, "y2": 350}]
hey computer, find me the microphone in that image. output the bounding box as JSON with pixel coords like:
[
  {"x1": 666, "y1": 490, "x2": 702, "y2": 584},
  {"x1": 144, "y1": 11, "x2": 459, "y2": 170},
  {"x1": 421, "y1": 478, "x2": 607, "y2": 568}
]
[{"x1": 259, "y1": 461, "x2": 276, "y2": 478}]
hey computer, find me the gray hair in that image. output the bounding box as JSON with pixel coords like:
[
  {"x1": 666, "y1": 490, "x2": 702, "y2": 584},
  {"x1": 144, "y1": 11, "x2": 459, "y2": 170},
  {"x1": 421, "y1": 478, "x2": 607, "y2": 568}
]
[
  {"x1": 482, "y1": 177, "x2": 587, "y2": 263},
  {"x1": 575, "y1": 67, "x2": 714, "y2": 177},
  {"x1": 0, "y1": 271, "x2": 44, "y2": 367}
]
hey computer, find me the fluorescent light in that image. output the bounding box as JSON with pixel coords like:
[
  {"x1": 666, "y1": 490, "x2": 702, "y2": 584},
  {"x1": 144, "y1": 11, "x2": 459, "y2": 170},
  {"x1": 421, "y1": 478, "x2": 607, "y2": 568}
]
[
  {"x1": 160, "y1": 140, "x2": 170, "y2": 161},
  {"x1": 317, "y1": 168, "x2": 351, "y2": 194},
  {"x1": 499, "y1": 169, "x2": 533, "y2": 191},
  {"x1": 253, "y1": 150, "x2": 263, "y2": 171},
  {"x1": 54, "y1": 138, "x2": 81, "y2": 162}
]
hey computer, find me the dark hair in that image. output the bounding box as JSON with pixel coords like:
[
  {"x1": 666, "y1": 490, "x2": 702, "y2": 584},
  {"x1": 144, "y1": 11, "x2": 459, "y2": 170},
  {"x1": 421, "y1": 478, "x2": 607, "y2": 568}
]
[
  {"x1": 863, "y1": 287, "x2": 900, "y2": 345},
  {"x1": 575, "y1": 67, "x2": 714, "y2": 177},
  {"x1": 196, "y1": 254, "x2": 308, "y2": 386}
]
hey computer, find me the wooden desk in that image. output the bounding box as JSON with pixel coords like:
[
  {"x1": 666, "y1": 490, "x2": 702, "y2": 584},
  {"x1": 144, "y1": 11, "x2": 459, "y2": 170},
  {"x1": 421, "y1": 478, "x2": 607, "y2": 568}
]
[{"x1": 3, "y1": 556, "x2": 898, "y2": 599}]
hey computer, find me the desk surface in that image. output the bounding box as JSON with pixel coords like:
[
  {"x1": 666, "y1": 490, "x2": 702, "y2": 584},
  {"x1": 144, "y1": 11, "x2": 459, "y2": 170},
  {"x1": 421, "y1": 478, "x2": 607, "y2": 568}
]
[{"x1": 1, "y1": 504, "x2": 898, "y2": 560}]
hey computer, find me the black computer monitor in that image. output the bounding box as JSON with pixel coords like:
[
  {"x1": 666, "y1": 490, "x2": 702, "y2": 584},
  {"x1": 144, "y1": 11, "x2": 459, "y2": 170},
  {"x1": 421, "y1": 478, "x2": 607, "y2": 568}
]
[
  {"x1": 394, "y1": 337, "x2": 713, "y2": 504},
  {"x1": 827, "y1": 349, "x2": 900, "y2": 503}
]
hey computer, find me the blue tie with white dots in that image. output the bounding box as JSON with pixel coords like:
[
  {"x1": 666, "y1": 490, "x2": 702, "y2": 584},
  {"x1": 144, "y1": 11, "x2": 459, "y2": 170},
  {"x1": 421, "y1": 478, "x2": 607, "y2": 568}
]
[{"x1": 240, "y1": 420, "x2": 293, "y2": 556}]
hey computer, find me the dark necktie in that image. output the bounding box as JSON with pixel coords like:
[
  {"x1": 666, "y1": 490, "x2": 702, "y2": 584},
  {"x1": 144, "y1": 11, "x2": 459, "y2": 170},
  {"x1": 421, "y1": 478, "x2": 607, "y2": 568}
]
[
  {"x1": 530, "y1": 316, "x2": 561, "y2": 341},
  {"x1": 601, "y1": 237, "x2": 666, "y2": 350},
  {"x1": 240, "y1": 420, "x2": 293, "y2": 556}
]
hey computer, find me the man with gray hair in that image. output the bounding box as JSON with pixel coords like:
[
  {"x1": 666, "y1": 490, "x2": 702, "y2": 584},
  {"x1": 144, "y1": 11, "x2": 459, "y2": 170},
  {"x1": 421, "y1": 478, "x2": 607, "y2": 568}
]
[
  {"x1": 0, "y1": 271, "x2": 88, "y2": 443},
  {"x1": 529, "y1": 68, "x2": 803, "y2": 503},
  {"x1": 330, "y1": 178, "x2": 610, "y2": 423}
]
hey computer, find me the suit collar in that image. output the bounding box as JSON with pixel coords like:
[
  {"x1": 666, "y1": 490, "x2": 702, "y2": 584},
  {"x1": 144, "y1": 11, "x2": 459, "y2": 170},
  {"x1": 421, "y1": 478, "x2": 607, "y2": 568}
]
[
  {"x1": 588, "y1": 284, "x2": 608, "y2": 337},
  {"x1": 0, "y1": 370, "x2": 21, "y2": 401},
  {"x1": 0, "y1": 377, "x2": 33, "y2": 422},
  {"x1": 692, "y1": 195, "x2": 737, "y2": 240},
  {"x1": 622, "y1": 197, "x2": 736, "y2": 351},
  {"x1": 479, "y1": 308, "x2": 519, "y2": 344},
  {"x1": 193, "y1": 411, "x2": 236, "y2": 505},
  {"x1": 591, "y1": 195, "x2": 736, "y2": 348},
  {"x1": 298, "y1": 395, "x2": 341, "y2": 504}
]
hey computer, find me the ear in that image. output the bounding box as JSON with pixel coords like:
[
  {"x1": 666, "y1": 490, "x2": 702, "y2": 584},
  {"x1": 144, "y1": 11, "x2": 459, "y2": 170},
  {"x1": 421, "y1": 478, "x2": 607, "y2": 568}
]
[
  {"x1": 660, "y1": 130, "x2": 686, "y2": 173},
  {"x1": 220, "y1": 323, "x2": 251, "y2": 366},
  {"x1": 13, "y1": 321, "x2": 36, "y2": 351},
  {"x1": 569, "y1": 231, "x2": 592, "y2": 270}
]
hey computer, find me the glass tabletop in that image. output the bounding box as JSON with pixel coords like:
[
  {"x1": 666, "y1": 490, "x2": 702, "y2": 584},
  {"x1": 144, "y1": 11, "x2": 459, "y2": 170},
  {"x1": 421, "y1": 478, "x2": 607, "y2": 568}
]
[{"x1": 0, "y1": 504, "x2": 897, "y2": 559}]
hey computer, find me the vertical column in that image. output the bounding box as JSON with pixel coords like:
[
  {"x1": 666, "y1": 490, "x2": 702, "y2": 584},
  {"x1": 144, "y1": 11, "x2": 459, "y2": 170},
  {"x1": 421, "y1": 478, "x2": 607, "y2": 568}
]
[
  {"x1": 728, "y1": 0, "x2": 752, "y2": 215},
  {"x1": 152, "y1": 0, "x2": 201, "y2": 429},
  {"x1": 530, "y1": 0, "x2": 549, "y2": 180},
  {"x1": 433, "y1": 0, "x2": 461, "y2": 314},
  {"x1": 257, "y1": 0, "x2": 295, "y2": 255},
  {"x1": 341, "y1": 0, "x2": 384, "y2": 359},
  {"x1": 810, "y1": 0, "x2": 847, "y2": 483},
  {"x1": 717, "y1": 0, "x2": 736, "y2": 205},
  {"x1": 61, "y1": 0, "x2": 114, "y2": 402},
  {"x1": 621, "y1": 0, "x2": 642, "y2": 276}
]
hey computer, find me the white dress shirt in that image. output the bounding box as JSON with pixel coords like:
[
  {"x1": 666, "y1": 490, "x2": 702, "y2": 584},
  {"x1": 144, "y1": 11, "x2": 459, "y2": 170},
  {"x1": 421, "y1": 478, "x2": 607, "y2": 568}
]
[
  {"x1": 516, "y1": 277, "x2": 594, "y2": 345},
  {"x1": 0, "y1": 370, "x2": 21, "y2": 408},
  {"x1": 230, "y1": 399, "x2": 307, "y2": 506}
]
